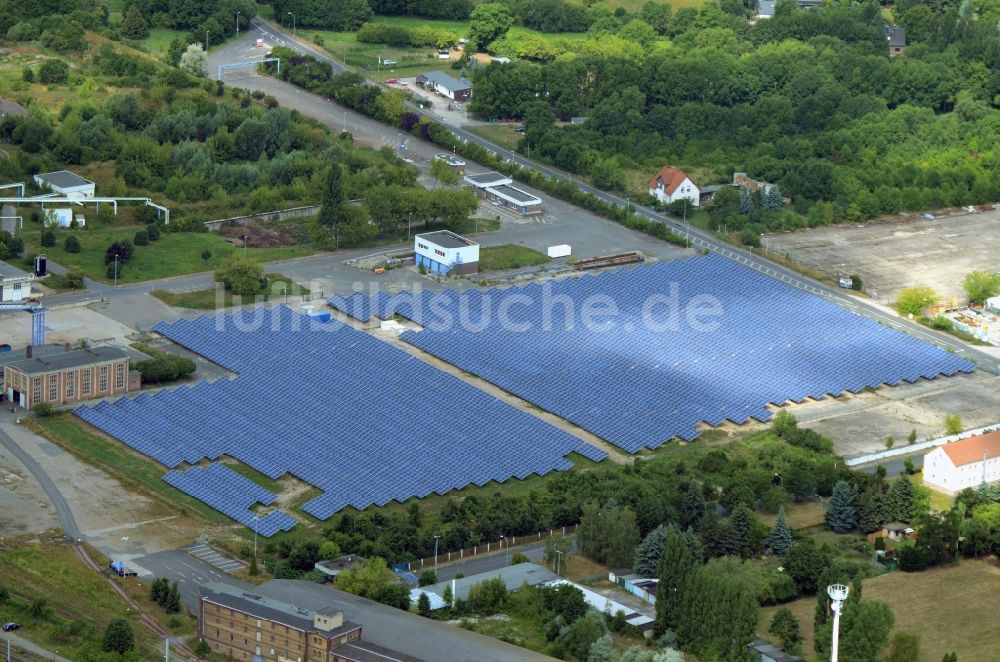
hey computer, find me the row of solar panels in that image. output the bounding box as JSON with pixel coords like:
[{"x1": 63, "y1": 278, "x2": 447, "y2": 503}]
[{"x1": 162, "y1": 463, "x2": 296, "y2": 537}]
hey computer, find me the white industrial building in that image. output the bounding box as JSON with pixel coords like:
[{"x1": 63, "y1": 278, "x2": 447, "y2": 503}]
[
  {"x1": 414, "y1": 230, "x2": 479, "y2": 276},
  {"x1": 987, "y1": 296, "x2": 1000, "y2": 315},
  {"x1": 463, "y1": 171, "x2": 543, "y2": 216},
  {"x1": 0, "y1": 262, "x2": 35, "y2": 303},
  {"x1": 33, "y1": 170, "x2": 96, "y2": 198},
  {"x1": 924, "y1": 429, "x2": 1000, "y2": 494}
]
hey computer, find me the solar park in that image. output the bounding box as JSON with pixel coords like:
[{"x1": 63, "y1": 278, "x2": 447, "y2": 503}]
[
  {"x1": 77, "y1": 256, "x2": 975, "y2": 533},
  {"x1": 334, "y1": 255, "x2": 976, "y2": 452},
  {"x1": 76, "y1": 307, "x2": 605, "y2": 535}
]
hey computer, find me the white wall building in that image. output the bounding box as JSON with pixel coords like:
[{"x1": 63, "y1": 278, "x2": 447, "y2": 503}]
[
  {"x1": 0, "y1": 262, "x2": 35, "y2": 303},
  {"x1": 648, "y1": 166, "x2": 700, "y2": 207},
  {"x1": 414, "y1": 230, "x2": 479, "y2": 276},
  {"x1": 987, "y1": 296, "x2": 1000, "y2": 316},
  {"x1": 924, "y1": 429, "x2": 1000, "y2": 495},
  {"x1": 33, "y1": 170, "x2": 96, "y2": 198}
]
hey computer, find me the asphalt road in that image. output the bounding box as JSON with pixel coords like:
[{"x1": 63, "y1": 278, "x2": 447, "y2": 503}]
[
  {"x1": 2, "y1": 631, "x2": 73, "y2": 662},
  {"x1": 0, "y1": 417, "x2": 81, "y2": 539},
  {"x1": 856, "y1": 454, "x2": 924, "y2": 477},
  {"x1": 136, "y1": 549, "x2": 238, "y2": 612},
  {"x1": 431, "y1": 540, "x2": 546, "y2": 582},
  {"x1": 240, "y1": 17, "x2": 1000, "y2": 376}
]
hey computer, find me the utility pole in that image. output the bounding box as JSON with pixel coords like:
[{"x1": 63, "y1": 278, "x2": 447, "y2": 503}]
[
  {"x1": 287, "y1": 12, "x2": 296, "y2": 34},
  {"x1": 113, "y1": 255, "x2": 119, "y2": 286},
  {"x1": 555, "y1": 549, "x2": 563, "y2": 577},
  {"x1": 433, "y1": 535, "x2": 440, "y2": 572},
  {"x1": 164, "y1": 637, "x2": 170, "y2": 662},
  {"x1": 235, "y1": 11, "x2": 240, "y2": 36},
  {"x1": 500, "y1": 535, "x2": 509, "y2": 566},
  {"x1": 205, "y1": 31, "x2": 209, "y2": 53}
]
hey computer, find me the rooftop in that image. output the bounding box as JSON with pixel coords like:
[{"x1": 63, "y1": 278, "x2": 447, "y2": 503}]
[
  {"x1": 415, "y1": 230, "x2": 477, "y2": 250},
  {"x1": 33, "y1": 170, "x2": 95, "y2": 190},
  {"x1": 3, "y1": 346, "x2": 129, "y2": 376},
  {"x1": 648, "y1": 166, "x2": 692, "y2": 195},
  {"x1": 199, "y1": 582, "x2": 359, "y2": 638},
  {"x1": 422, "y1": 563, "x2": 558, "y2": 601},
  {"x1": 464, "y1": 171, "x2": 512, "y2": 187},
  {"x1": 757, "y1": 0, "x2": 776, "y2": 16},
  {"x1": 938, "y1": 429, "x2": 1000, "y2": 467},
  {"x1": 418, "y1": 71, "x2": 471, "y2": 92},
  {"x1": 0, "y1": 99, "x2": 27, "y2": 117},
  {"x1": 885, "y1": 25, "x2": 907, "y2": 47},
  {"x1": 487, "y1": 184, "x2": 542, "y2": 205},
  {"x1": 748, "y1": 638, "x2": 805, "y2": 662},
  {"x1": 330, "y1": 640, "x2": 423, "y2": 662},
  {"x1": 315, "y1": 555, "x2": 367, "y2": 576},
  {"x1": 0, "y1": 260, "x2": 31, "y2": 279}
]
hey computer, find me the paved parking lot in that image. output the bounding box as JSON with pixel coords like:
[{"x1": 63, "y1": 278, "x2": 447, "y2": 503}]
[{"x1": 766, "y1": 208, "x2": 1000, "y2": 301}]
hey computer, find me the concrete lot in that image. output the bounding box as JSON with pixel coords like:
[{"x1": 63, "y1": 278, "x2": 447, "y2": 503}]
[
  {"x1": 0, "y1": 304, "x2": 136, "y2": 348},
  {"x1": 766, "y1": 208, "x2": 1000, "y2": 302}
]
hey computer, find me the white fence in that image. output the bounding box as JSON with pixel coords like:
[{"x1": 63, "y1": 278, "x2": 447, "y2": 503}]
[{"x1": 845, "y1": 423, "x2": 1000, "y2": 466}]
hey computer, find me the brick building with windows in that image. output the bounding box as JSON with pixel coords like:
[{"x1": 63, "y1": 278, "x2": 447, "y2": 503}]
[
  {"x1": 199, "y1": 583, "x2": 364, "y2": 662},
  {"x1": 2, "y1": 345, "x2": 136, "y2": 410}
]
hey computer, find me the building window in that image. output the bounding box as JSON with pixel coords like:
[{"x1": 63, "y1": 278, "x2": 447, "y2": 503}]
[
  {"x1": 435, "y1": 249, "x2": 445, "y2": 257},
  {"x1": 82, "y1": 369, "x2": 91, "y2": 395},
  {"x1": 115, "y1": 363, "x2": 125, "y2": 390},
  {"x1": 418, "y1": 243, "x2": 428, "y2": 250},
  {"x1": 47, "y1": 376, "x2": 57, "y2": 402},
  {"x1": 65, "y1": 371, "x2": 75, "y2": 398},
  {"x1": 99, "y1": 365, "x2": 109, "y2": 392},
  {"x1": 32, "y1": 377, "x2": 42, "y2": 404}
]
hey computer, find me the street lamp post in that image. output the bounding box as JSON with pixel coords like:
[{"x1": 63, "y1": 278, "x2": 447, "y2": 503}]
[
  {"x1": 252, "y1": 514, "x2": 259, "y2": 568},
  {"x1": 762, "y1": 234, "x2": 768, "y2": 258},
  {"x1": 555, "y1": 549, "x2": 564, "y2": 576},
  {"x1": 828, "y1": 584, "x2": 849, "y2": 662},
  {"x1": 235, "y1": 11, "x2": 240, "y2": 36},
  {"x1": 243, "y1": 234, "x2": 248, "y2": 257},
  {"x1": 205, "y1": 31, "x2": 209, "y2": 53},
  {"x1": 113, "y1": 255, "x2": 119, "y2": 286},
  {"x1": 500, "y1": 535, "x2": 509, "y2": 566},
  {"x1": 433, "y1": 535, "x2": 440, "y2": 572},
  {"x1": 287, "y1": 12, "x2": 296, "y2": 34}
]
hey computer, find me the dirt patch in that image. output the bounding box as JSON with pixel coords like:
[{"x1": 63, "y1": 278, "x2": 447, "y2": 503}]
[
  {"x1": 0, "y1": 444, "x2": 60, "y2": 535},
  {"x1": 219, "y1": 221, "x2": 304, "y2": 249}
]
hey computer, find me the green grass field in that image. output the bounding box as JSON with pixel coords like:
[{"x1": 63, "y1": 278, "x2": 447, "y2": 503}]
[
  {"x1": 26, "y1": 227, "x2": 313, "y2": 284},
  {"x1": 478, "y1": 244, "x2": 550, "y2": 271},
  {"x1": 0, "y1": 538, "x2": 183, "y2": 660},
  {"x1": 150, "y1": 273, "x2": 310, "y2": 309},
  {"x1": 466, "y1": 124, "x2": 524, "y2": 150},
  {"x1": 759, "y1": 560, "x2": 1000, "y2": 661}
]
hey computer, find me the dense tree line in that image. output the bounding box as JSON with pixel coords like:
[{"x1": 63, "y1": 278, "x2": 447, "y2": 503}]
[
  {"x1": 271, "y1": 0, "x2": 373, "y2": 30},
  {"x1": 469, "y1": 0, "x2": 1000, "y2": 228}
]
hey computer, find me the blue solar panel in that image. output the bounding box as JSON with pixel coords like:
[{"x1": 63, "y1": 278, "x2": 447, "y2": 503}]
[
  {"x1": 331, "y1": 255, "x2": 974, "y2": 453},
  {"x1": 163, "y1": 463, "x2": 295, "y2": 537},
  {"x1": 76, "y1": 307, "x2": 605, "y2": 526}
]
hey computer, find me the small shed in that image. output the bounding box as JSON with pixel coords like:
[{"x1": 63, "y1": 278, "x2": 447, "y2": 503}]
[
  {"x1": 749, "y1": 638, "x2": 805, "y2": 662},
  {"x1": 417, "y1": 71, "x2": 472, "y2": 102}
]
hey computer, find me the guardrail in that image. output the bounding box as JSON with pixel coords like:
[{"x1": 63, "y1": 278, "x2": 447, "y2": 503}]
[{"x1": 410, "y1": 524, "x2": 577, "y2": 569}]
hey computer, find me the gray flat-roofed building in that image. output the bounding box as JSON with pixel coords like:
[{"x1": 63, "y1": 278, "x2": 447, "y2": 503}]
[
  {"x1": 32, "y1": 170, "x2": 96, "y2": 198},
  {"x1": 416, "y1": 71, "x2": 472, "y2": 102},
  {"x1": 464, "y1": 171, "x2": 513, "y2": 189},
  {"x1": 483, "y1": 184, "x2": 542, "y2": 215},
  {"x1": 421, "y1": 563, "x2": 559, "y2": 602},
  {"x1": 748, "y1": 638, "x2": 805, "y2": 662},
  {"x1": 414, "y1": 230, "x2": 479, "y2": 275}
]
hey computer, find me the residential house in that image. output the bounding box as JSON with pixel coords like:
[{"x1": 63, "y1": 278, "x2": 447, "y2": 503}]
[
  {"x1": 924, "y1": 429, "x2": 1000, "y2": 494},
  {"x1": 33, "y1": 170, "x2": 96, "y2": 198},
  {"x1": 749, "y1": 638, "x2": 805, "y2": 662},
  {"x1": 885, "y1": 26, "x2": 907, "y2": 57},
  {"x1": 755, "y1": 0, "x2": 776, "y2": 20},
  {"x1": 648, "y1": 167, "x2": 700, "y2": 207}
]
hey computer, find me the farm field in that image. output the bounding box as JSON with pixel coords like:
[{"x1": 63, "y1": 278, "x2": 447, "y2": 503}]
[{"x1": 758, "y1": 560, "x2": 1000, "y2": 662}]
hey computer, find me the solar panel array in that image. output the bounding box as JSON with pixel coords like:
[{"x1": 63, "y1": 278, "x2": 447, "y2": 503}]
[
  {"x1": 76, "y1": 306, "x2": 605, "y2": 527},
  {"x1": 163, "y1": 463, "x2": 296, "y2": 537},
  {"x1": 334, "y1": 255, "x2": 975, "y2": 453}
]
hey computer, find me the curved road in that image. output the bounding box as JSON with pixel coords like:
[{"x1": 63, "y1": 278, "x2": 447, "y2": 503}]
[
  {"x1": 234, "y1": 17, "x2": 1000, "y2": 375},
  {"x1": 0, "y1": 424, "x2": 81, "y2": 539}
]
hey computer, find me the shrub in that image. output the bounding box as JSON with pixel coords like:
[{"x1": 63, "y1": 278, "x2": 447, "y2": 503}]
[
  {"x1": 201, "y1": 249, "x2": 212, "y2": 260},
  {"x1": 945, "y1": 414, "x2": 963, "y2": 435},
  {"x1": 195, "y1": 640, "x2": 211, "y2": 656},
  {"x1": 33, "y1": 402, "x2": 55, "y2": 417},
  {"x1": 134, "y1": 229, "x2": 150, "y2": 245},
  {"x1": 22, "y1": 67, "x2": 34, "y2": 82},
  {"x1": 898, "y1": 545, "x2": 931, "y2": 572},
  {"x1": 64, "y1": 235, "x2": 81, "y2": 253},
  {"x1": 41, "y1": 230, "x2": 56, "y2": 247},
  {"x1": 38, "y1": 59, "x2": 70, "y2": 84},
  {"x1": 147, "y1": 224, "x2": 161, "y2": 241},
  {"x1": 418, "y1": 569, "x2": 437, "y2": 586},
  {"x1": 214, "y1": 255, "x2": 264, "y2": 296}
]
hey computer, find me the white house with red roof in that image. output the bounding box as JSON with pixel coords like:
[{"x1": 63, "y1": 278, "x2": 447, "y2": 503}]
[
  {"x1": 648, "y1": 166, "x2": 700, "y2": 206},
  {"x1": 924, "y1": 429, "x2": 1000, "y2": 494}
]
